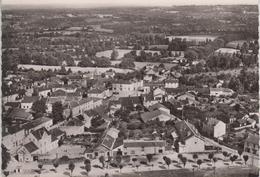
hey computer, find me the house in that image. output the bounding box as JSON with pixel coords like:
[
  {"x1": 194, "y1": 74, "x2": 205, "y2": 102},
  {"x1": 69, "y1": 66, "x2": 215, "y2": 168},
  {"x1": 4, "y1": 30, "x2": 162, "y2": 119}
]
[
  {"x1": 140, "y1": 110, "x2": 177, "y2": 123},
  {"x1": 7, "y1": 108, "x2": 33, "y2": 123},
  {"x1": 4, "y1": 102, "x2": 21, "y2": 110},
  {"x1": 88, "y1": 128, "x2": 119, "y2": 158},
  {"x1": 2, "y1": 126, "x2": 26, "y2": 154},
  {"x1": 244, "y1": 133, "x2": 259, "y2": 156},
  {"x1": 153, "y1": 87, "x2": 166, "y2": 102},
  {"x1": 210, "y1": 88, "x2": 234, "y2": 97},
  {"x1": 17, "y1": 142, "x2": 39, "y2": 162},
  {"x1": 88, "y1": 88, "x2": 111, "y2": 99},
  {"x1": 2, "y1": 117, "x2": 53, "y2": 154},
  {"x1": 119, "y1": 96, "x2": 143, "y2": 110},
  {"x1": 148, "y1": 103, "x2": 170, "y2": 114},
  {"x1": 3, "y1": 93, "x2": 19, "y2": 104},
  {"x1": 122, "y1": 139, "x2": 166, "y2": 156},
  {"x1": 46, "y1": 97, "x2": 65, "y2": 113},
  {"x1": 18, "y1": 127, "x2": 63, "y2": 162},
  {"x1": 174, "y1": 120, "x2": 205, "y2": 153},
  {"x1": 60, "y1": 118, "x2": 85, "y2": 136},
  {"x1": 38, "y1": 87, "x2": 51, "y2": 98},
  {"x1": 175, "y1": 92, "x2": 199, "y2": 106},
  {"x1": 112, "y1": 80, "x2": 143, "y2": 97},
  {"x1": 142, "y1": 92, "x2": 159, "y2": 107},
  {"x1": 202, "y1": 118, "x2": 226, "y2": 140},
  {"x1": 165, "y1": 78, "x2": 179, "y2": 88},
  {"x1": 20, "y1": 96, "x2": 39, "y2": 111}
]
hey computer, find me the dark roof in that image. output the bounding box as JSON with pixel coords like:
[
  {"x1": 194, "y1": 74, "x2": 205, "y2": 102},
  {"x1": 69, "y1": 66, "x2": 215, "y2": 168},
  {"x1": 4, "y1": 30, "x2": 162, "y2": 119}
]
[
  {"x1": 51, "y1": 90, "x2": 67, "y2": 97},
  {"x1": 174, "y1": 120, "x2": 200, "y2": 142},
  {"x1": 8, "y1": 108, "x2": 32, "y2": 120},
  {"x1": 102, "y1": 134, "x2": 116, "y2": 150},
  {"x1": 21, "y1": 96, "x2": 39, "y2": 103},
  {"x1": 22, "y1": 117, "x2": 52, "y2": 130},
  {"x1": 245, "y1": 133, "x2": 259, "y2": 145},
  {"x1": 5, "y1": 102, "x2": 20, "y2": 108},
  {"x1": 123, "y1": 140, "x2": 166, "y2": 148},
  {"x1": 66, "y1": 118, "x2": 84, "y2": 126},
  {"x1": 49, "y1": 128, "x2": 65, "y2": 141},
  {"x1": 148, "y1": 103, "x2": 168, "y2": 112},
  {"x1": 24, "y1": 142, "x2": 39, "y2": 153},
  {"x1": 120, "y1": 96, "x2": 142, "y2": 107},
  {"x1": 31, "y1": 127, "x2": 49, "y2": 140}
]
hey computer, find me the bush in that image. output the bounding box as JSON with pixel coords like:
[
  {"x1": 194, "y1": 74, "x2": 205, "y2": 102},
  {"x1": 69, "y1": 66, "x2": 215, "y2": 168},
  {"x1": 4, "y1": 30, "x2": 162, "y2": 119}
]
[{"x1": 59, "y1": 156, "x2": 70, "y2": 162}]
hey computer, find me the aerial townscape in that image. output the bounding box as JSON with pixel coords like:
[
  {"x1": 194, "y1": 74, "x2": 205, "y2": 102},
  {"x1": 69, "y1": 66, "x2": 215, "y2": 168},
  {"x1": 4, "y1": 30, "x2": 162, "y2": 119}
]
[{"x1": 1, "y1": 2, "x2": 259, "y2": 177}]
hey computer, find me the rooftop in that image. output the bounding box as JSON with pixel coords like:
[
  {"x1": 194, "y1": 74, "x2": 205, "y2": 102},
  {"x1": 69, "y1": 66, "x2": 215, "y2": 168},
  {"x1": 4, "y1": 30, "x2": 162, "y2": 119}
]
[{"x1": 123, "y1": 140, "x2": 166, "y2": 148}]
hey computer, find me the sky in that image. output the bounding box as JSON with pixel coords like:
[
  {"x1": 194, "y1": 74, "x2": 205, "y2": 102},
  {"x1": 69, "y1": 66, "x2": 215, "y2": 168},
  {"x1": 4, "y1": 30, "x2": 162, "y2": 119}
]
[{"x1": 2, "y1": 0, "x2": 259, "y2": 6}]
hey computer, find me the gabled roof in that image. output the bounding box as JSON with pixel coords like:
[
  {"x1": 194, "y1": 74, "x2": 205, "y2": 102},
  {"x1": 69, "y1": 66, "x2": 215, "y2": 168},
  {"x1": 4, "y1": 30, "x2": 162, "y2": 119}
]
[
  {"x1": 22, "y1": 117, "x2": 52, "y2": 130},
  {"x1": 148, "y1": 103, "x2": 169, "y2": 112},
  {"x1": 31, "y1": 127, "x2": 50, "y2": 140},
  {"x1": 8, "y1": 108, "x2": 32, "y2": 120},
  {"x1": 205, "y1": 118, "x2": 223, "y2": 127},
  {"x1": 21, "y1": 96, "x2": 39, "y2": 103},
  {"x1": 51, "y1": 90, "x2": 67, "y2": 97},
  {"x1": 141, "y1": 110, "x2": 176, "y2": 123},
  {"x1": 120, "y1": 96, "x2": 142, "y2": 106},
  {"x1": 245, "y1": 133, "x2": 259, "y2": 145},
  {"x1": 210, "y1": 87, "x2": 234, "y2": 93},
  {"x1": 174, "y1": 120, "x2": 201, "y2": 142},
  {"x1": 24, "y1": 142, "x2": 39, "y2": 153}
]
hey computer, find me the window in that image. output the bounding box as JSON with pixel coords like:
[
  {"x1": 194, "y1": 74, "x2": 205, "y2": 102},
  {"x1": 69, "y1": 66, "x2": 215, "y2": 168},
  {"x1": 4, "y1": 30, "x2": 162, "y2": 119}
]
[
  {"x1": 131, "y1": 150, "x2": 135, "y2": 155},
  {"x1": 159, "y1": 149, "x2": 163, "y2": 153},
  {"x1": 142, "y1": 147, "x2": 144, "y2": 151}
]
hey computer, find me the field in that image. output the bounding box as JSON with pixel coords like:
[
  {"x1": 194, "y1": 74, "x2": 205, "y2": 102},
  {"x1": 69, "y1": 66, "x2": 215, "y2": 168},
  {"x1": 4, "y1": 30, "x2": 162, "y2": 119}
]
[
  {"x1": 18, "y1": 64, "x2": 133, "y2": 74},
  {"x1": 166, "y1": 35, "x2": 218, "y2": 42},
  {"x1": 214, "y1": 48, "x2": 240, "y2": 54},
  {"x1": 112, "y1": 167, "x2": 258, "y2": 177},
  {"x1": 96, "y1": 49, "x2": 161, "y2": 59},
  {"x1": 226, "y1": 40, "x2": 248, "y2": 49}
]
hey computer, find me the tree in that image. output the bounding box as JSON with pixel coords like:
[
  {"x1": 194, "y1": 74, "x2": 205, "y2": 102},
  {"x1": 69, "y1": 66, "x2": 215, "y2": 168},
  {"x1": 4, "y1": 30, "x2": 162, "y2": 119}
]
[
  {"x1": 32, "y1": 99, "x2": 47, "y2": 114},
  {"x1": 193, "y1": 154, "x2": 198, "y2": 162},
  {"x1": 223, "y1": 151, "x2": 228, "y2": 161},
  {"x1": 68, "y1": 162, "x2": 75, "y2": 177},
  {"x1": 119, "y1": 164, "x2": 123, "y2": 173},
  {"x1": 238, "y1": 149, "x2": 243, "y2": 160},
  {"x1": 197, "y1": 159, "x2": 202, "y2": 168},
  {"x1": 116, "y1": 155, "x2": 122, "y2": 167},
  {"x1": 99, "y1": 156, "x2": 105, "y2": 168},
  {"x1": 2, "y1": 145, "x2": 10, "y2": 170},
  {"x1": 85, "y1": 162, "x2": 91, "y2": 176},
  {"x1": 53, "y1": 161, "x2": 59, "y2": 172},
  {"x1": 132, "y1": 158, "x2": 137, "y2": 167},
  {"x1": 230, "y1": 156, "x2": 235, "y2": 165},
  {"x1": 146, "y1": 154, "x2": 153, "y2": 164},
  {"x1": 163, "y1": 156, "x2": 171, "y2": 169},
  {"x1": 177, "y1": 154, "x2": 183, "y2": 164},
  {"x1": 111, "y1": 49, "x2": 119, "y2": 60},
  {"x1": 243, "y1": 155, "x2": 249, "y2": 165},
  {"x1": 181, "y1": 157, "x2": 187, "y2": 168},
  {"x1": 119, "y1": 58, "x2": 135, "y2": 69},
  {"x1": 208, "y1": 153, "x2": 214, "y2": 162},
  {"x1": 38, "y1": 164, "x2": 43, "y2": 174},
  {"x1": 52, "y1": 101, "x2": 64, "y2": 124},
  {"x1": 213, "y1": 157, "x2": 217, "y2": 167}
]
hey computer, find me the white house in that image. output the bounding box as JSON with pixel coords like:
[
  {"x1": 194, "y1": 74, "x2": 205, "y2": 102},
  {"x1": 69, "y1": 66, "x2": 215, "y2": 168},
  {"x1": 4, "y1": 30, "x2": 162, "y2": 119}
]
[
  {"x1": 210, "y1": 88, "x2": 234, "y2": 97},
  {"x1": 112, "y1": 80, "x2": 143, "y2": 97},
  {"x1": 165, "y1": 78, "x2": 179, "y2": 88},
  {"x1": 123, "y1": 139, "x2": 166, "y2": 156},
  {"x1": 174, "y1": 121, "x2": 205, "y2": 153},
  {"x1": 202, "y1": 118, "x2": 226, "y2": 140},
  {"x1": 20, "y1": 96, "x2": 39, "y2": 111}
]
